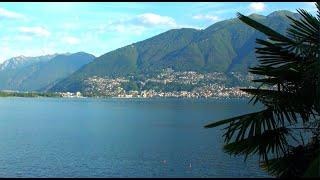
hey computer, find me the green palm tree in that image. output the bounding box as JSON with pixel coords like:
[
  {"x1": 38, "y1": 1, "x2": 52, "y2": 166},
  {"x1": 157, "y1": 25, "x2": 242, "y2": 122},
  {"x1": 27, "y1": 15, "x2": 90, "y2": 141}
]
[{"x1": 204, "y1": 3, "x2": 320, "y2": 178}]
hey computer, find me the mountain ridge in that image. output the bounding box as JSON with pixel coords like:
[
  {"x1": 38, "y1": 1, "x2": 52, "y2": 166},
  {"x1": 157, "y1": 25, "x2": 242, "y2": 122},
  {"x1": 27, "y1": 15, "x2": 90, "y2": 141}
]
[
  {"x1": 0, "y1": 54, "x2": 58, "y2": 71},
  {"x1": 0, "y1": 52, "x2": 95, "y2": 91},
  {"x1": 49, "y1": 10, "x2": 299, "y2": 93}
]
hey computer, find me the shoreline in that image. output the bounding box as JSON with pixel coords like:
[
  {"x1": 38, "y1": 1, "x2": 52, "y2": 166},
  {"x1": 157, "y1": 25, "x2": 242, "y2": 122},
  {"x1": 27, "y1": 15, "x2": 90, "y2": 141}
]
[{"x1": 0, "y1": 96, "x2": 250, "y2": 100}]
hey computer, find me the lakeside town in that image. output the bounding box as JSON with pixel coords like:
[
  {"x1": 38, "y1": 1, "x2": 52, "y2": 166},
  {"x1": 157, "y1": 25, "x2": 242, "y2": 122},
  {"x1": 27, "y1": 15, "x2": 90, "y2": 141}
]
[
  {"x1": 0, "y1": 69, "x2": 256, "y2": 99},
  {"x1": 77, "y1": 69, "x2": 255, "y2": 98}
]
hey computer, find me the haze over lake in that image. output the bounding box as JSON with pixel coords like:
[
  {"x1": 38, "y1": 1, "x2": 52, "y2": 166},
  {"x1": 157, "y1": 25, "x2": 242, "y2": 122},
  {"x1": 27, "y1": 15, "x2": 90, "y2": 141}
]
[{"x1": 0, "y1": 98, "x2": 269, "y2": 177}]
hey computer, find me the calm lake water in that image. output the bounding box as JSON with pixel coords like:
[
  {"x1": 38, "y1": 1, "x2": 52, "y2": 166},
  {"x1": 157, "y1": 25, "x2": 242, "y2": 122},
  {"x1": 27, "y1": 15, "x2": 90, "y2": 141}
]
[{"x1": 0, "y1": 97, "x2": 271, "y2": 178}]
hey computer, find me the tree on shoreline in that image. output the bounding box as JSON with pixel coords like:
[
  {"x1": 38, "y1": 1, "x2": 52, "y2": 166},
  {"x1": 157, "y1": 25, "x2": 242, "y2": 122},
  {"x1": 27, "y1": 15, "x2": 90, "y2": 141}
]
[{"x1": 205, "y1": 2, "x2": 320, "y2": 177}]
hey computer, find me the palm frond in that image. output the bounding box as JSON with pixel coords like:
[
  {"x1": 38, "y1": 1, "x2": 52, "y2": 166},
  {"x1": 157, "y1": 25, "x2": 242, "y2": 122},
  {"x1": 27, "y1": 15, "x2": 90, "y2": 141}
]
[
  {"x1": 317, "y1": 2, "x2": 320, "y2": 20},
  {"x1": 237, "y1": 13, "x2": 293, "y2": 44},
  {"x1": 248, "y1": 65, "x2": 300, "y2": 80},
  {"x1": 261, "y1": 143, "x2": 320, "y2": 177},
  {"x1": 205, "y1": 5, "x2": 320, "y2": 177},
  {"x1": 204, "y1": 109, "x2": 268, "y2": 128},
  {"x1": 252, "y1": 77, "x2": 280, "y2": 86},
  {"x1": 304, "y1": 151, "x2": 320, "y2": 177},
  {"x1": 223, "y1": 127, "x2": 290, "y2": 162},
  {"x1": 242, "y1": 88, "x2": 315, "y2": 123},
  {"x1": 255, "y1": 39, "x2": 301, "y2": 67},
  {"x1": 287, "y1": 9, "x2": 320, "y2": 43}
]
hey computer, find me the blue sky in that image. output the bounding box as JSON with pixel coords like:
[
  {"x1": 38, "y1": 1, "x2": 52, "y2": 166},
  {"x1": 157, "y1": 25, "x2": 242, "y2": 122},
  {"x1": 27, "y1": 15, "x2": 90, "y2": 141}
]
[{"x1": 0, "y1": 2, "x2": 317, "y2": 62}]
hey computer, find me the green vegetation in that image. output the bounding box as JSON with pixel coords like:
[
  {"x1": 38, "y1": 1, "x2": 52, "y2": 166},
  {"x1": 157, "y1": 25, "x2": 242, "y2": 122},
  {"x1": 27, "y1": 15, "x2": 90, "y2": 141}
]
[
  {"x1": 205, "y1": 3, "x2": 320, "y2": 178},
  {"x1": 122, "y1": 81, "x2": 139, "y2": 91},
  {"x1": 0, "y1": 91, "x2": 62, "y2": 97},
  {"x1": 50, "y1": 11, "x2": 298, "y2": 93}
]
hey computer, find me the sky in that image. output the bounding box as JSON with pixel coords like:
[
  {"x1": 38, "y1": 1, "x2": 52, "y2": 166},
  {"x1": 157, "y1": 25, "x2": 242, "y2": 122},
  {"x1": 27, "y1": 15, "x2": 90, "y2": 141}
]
[{"x1": 0, "y1": 2, "x2": 317, "y2": 63}]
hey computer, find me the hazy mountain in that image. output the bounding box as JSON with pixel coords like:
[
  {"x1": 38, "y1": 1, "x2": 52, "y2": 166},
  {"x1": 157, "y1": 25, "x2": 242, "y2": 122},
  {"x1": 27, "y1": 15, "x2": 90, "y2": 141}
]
[
  {"x1": 49, "y1": 10, "x2": 299, "y2": 92},
  {"x1": 0, "y1": 54, "x2": 58, "y2": 71},
  {"x1": 0, "y1": 52, "x2": 95, "y2": 91}
]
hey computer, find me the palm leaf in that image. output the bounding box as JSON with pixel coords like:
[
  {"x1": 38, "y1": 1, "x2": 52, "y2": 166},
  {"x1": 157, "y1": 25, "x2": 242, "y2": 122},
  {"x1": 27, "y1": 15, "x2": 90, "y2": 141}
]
[
  {"x1": 304, "y1": 151, "x2": 320, "y2": 177},
  {"x1": 223, "y1": 127, "x2": 290, "y2": 162},
  {"x1": 237, "y1": 13, "x2": 293, "y2": 44},
  {"x1": 204, "y1": 109, "x2": 268, "y2": 128},
  {"x1": 287, "y1": 9, "x2": 320, "y2": 44},
  {"x1": 205, "y1": 4, "x2": 320, "y2": 177},
  {"x1": 261, "y1": 144, "x2": 320, "y2": 177}
]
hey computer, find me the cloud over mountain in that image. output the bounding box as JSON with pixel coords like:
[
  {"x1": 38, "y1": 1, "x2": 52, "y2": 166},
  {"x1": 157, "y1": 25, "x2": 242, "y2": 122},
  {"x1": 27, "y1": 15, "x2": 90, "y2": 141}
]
[
  {"x1": 192, "y1": 14, "x2": 220, "y2": 22},
  {"x1": 249, "y1": 2, "x2": 266, "y2": 12},
  {"x1": 135, "y1": 13, "x2": 177, "y2": 27},
  {"x1": 62, "y1": 36, "x2": 80, "y2": 45}
]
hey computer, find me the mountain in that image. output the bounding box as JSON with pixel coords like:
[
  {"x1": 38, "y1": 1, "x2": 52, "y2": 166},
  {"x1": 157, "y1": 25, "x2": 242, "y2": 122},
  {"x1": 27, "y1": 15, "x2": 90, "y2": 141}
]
[
  {"x1": 0, "y1": 54, "x2": 58, "y2": 71},
  {"x1": 0, "y1": 52, "x2": 95, "y2": 91},
  {"x1": 50, "y1": 10, "x2": 299, "y2": 92}
]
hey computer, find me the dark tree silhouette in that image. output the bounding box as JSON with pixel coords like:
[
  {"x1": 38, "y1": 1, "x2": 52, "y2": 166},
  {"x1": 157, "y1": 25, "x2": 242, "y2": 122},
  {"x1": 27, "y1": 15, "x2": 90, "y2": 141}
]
[{"x1": 204, "y1": 2, "x2": 320, "y2": 177}]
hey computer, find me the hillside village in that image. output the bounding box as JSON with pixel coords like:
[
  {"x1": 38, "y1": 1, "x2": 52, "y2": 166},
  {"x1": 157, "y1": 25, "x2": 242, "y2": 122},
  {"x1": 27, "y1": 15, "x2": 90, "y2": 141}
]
[{"x1": 81, "y1": 69, "x2": 254, "y2": 98}]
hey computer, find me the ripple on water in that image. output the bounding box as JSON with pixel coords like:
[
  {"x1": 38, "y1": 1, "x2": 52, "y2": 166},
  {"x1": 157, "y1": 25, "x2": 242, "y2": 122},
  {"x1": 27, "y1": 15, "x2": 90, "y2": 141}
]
[{"x1": 0, "y1": 98, "x2": 270, "y2": 177}]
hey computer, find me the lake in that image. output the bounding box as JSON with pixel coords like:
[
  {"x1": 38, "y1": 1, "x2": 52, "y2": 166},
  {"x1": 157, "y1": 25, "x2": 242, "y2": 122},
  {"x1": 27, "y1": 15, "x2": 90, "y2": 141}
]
[{"x1": 0, "y1": 97, "x2": 270, "y2": 177}]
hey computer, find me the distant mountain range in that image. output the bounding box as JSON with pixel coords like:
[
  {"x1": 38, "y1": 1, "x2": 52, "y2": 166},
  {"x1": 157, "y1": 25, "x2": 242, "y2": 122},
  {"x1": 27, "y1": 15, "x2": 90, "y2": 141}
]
[
  {"x1": 0, "y1": 54, "x2": 58, "y2": 71},
  {"x1": 50, "y1": 10, "x2": 300, "y2": 93},
  {"x1": 0, "y1": 52, "x2": 95, "y2": 91},
  {"x1": 0, "y1": 10, "x2": 300, "y2": 93}
]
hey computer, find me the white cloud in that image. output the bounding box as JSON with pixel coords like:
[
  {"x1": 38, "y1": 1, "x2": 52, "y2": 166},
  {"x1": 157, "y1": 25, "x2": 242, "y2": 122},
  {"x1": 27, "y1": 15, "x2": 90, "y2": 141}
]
[
  {"x1": 18, "y1": 26, "x2": 51, "y2": 37},
  {"x1": 135, "y1": 13, "x2": 177, "y2": 27},
  {"x1": 0, "y1": 7, "x2": 26, "y2": 20},
  {"x1": 192, "y1": 14, "x2": 220, "y2": 22},
  {"x1": 249, "y1": 2, "x2": 265, "y2": 12},
  {"x1": 107, "y1": 13, "x2": 177, "y2": 30},
  {"x1": 98, "y1": 13, "x2": 178, "y2": 36},
  {"x1": 62, "y1": 36, "x2": 80, "y2": 45}
]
